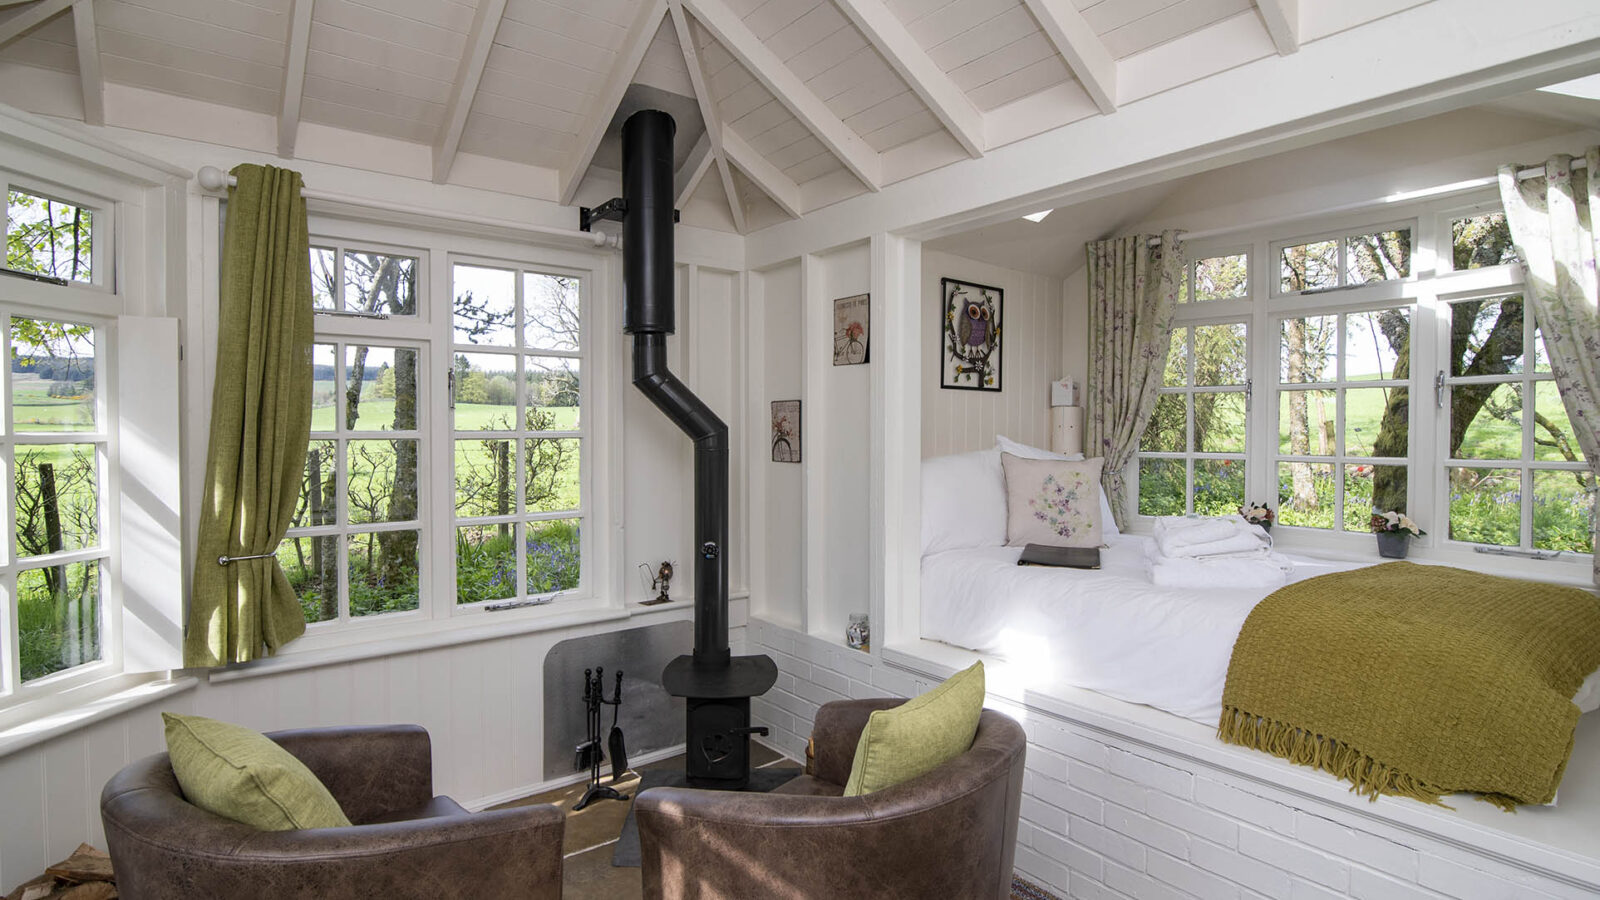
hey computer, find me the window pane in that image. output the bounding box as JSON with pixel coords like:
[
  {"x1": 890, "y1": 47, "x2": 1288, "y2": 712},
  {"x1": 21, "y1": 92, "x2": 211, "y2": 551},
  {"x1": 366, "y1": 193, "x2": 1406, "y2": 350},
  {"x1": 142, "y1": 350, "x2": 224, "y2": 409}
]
[
  {"x1": 11, "y1": 317, "x2": 96, "y2": 432},
  {"x1": 455, "y1": 437, "x2": 514, "y2": 518},
  {"x1": 1195, "y1": 392, "x2": 1245, "y2": 453},
  {"x1": 1533, "y1": 470, "x2": 1593, "y2": 553},
  {"x1": 1278, "y1": 389, "x2": 1335, "y2": 456},
  {"x1": 347, "y1": 439, "x2": 418, "y2": 524},
  {"x1": 1345, "y1": 229, "x2": 1411, "y2": 283},
  {"x1": 523, "y1": 273, "x2": 581, "y2": 351},
  {"x1": 343, "y1": 251, "x2": 417, "y2": 316},
  {"x1": 527, "y1": 357, "x2": 580, "y2": 430},
  {"x1": 1194, "y1": 459, "x2": 1244, "y2": 516},
  {"x1": 525, "y1": 519, "x2": 580, "y2": 594},
  {"x1": 1280, "y1": 240, "x2": 1338, "y2": 292},
  {"x1": 526, "y1": 438, "x2": 580, "y2": 513},
  {"x1": 1449, "y1": 296, "x2": 1524, "y2": 376},
  {"x1": 1194, "y1": 323, "x2": 1246, "y2": 386},
  {"x1": 1193, "y1": 254, "x2": 1248, "y2": 301},
  {"x1": 1140, "y1": 394, "x2": 1185, "y2": 453},
  {"x1": 310, "y1": 247, "x2": 337, "y2": 310},
  {"x1": 345, "y1": 346, "x2": 417, "y2": 432},
  {"x1": 1138, "y1": 458, "x2": 1186, "y2": 517},
  {"x1": 311, "y1": 343, "x2": 337, "y2": 432},
  {"x1": 280, "y1": 535, "x2": 336, "y2": 623},
  {"x1": 453, "y1": 264, "x2": 516, "y2": 345},
  {"x1": 456, "y1": 524, "x2": 515, "y2": 604},
  {"x1": 1534, "y1": 323, "x2": 1551, "y2": 374},
  {"x1": 1344, "y1": 387, "x2": 1406, "y2": 457},
  {"x1": 1345, "y1": 308, "x2": 1408, "y2": 381},
  {"x1": 1344, "y1": 464, "x2": 1406, "y2": 531},
  {"x1": 1452, "y1": 383, "x2": 1521, "y2": 460},
  {"x1": 1451, "y1": 214, "x2": 1517, "y2": 269},
  {"x1": 15, "y1": 445, "x2": 97, "y2": 556},
  {"x1": 18, "y1": 559, "x2": 100, "y2": 682},
  {"x1": 1448, "y1": 467, "x2": 1520, "y2": 545},
  {"x1": 294, "y1": 439, "x2": 338, "y2": 529},
  {"x1": 1162, "y1": 328, "x2": 1187, "y2": 387},
  {"x1": 453, "y1": 352, "x2": 516, "y2": 430},
  {"x1": 348, "y1": 531, "x2": 420, "y2": 616},
  {"x1": 1279, "y1": 316, "x2": 1335, "y2": 383},
  {"x1": 1533, "y1": 381, "x2": 1583, "y2": 463},
  {"x1": 1278, "y1": 462, "x2": 1334, "y2": 529},
  {"x1": 6, "y1": 189, "x2": 93, "y2": 282}
]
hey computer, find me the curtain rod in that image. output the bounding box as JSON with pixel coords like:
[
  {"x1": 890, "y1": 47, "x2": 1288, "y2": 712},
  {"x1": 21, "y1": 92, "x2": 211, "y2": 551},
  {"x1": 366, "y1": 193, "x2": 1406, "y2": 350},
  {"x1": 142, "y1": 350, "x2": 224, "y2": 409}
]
[
  {"x1": 195, "y1": 165, "x2": 617, "y2": 249},
  {"x1": 1148, "y1": 156, "x2": 1591, "y2": 247}
]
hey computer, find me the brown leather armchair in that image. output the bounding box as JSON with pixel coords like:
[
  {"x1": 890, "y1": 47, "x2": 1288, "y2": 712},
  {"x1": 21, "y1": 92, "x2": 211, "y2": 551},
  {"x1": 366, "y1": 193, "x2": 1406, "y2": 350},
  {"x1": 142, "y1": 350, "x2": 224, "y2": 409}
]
[
  {"x1": 100, "y1": 724, "x2": 564, "y2": 900},
  {"x1": 638, "y1": 699, "x2": 1026, "y2": 900}
]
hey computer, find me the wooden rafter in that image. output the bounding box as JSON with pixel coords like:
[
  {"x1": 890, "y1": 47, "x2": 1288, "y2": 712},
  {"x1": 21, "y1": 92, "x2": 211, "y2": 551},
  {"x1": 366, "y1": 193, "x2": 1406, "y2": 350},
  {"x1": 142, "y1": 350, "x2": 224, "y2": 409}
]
[
  {"x1": 277, "y1": 0, "x2": 313, "y2": 158},
  {"x1": 558, "y1": 0, "x2": 667, "y2": 205},
  {"x1": 1019, "y1": 0, "x2": 1117, "y2": 115},
  {"x1": 721, "y1": 126, "x2": 801, "y2": 219},
  {"x1": 433, "y1": 0, "x2": 506, "y2": 184},
  {"x1": 683, "y1": 0, "x2": 882, "y2": 192},
  {"x1": 1254, "y1": 0, "x2": 1299, "y2": 55},
  {"x1": 70, "y1": 0, "x2": 101, "y2": 126},
  {"x1": 833, "y1": 0, "x2": 983, "y2": 158},
  {"x1": 0, "y1": 0, "x2": 74, "y2": 49},
  {"x1": 676, "y1": 131, "x2": 713, "y2": 207},
  {"x1": 668, "y1": 1, "x2": 745, "y2": 230}
]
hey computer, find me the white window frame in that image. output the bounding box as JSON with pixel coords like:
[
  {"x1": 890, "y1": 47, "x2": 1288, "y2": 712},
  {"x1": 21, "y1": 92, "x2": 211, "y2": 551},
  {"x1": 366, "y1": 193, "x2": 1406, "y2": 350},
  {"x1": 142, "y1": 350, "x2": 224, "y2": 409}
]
[
  {"x1": 1179, "y1": 247, "x2": 1252, "y2": 305},
  {"x1": 1136, "y1": 314, "x2": 1251, "y2": 516},
  {"x1": 2, "y1": 175, "x2": 114, "y2": 292},
  {"x1": 1269, "y1": 218, "x2": 1416, "y2": 299}
]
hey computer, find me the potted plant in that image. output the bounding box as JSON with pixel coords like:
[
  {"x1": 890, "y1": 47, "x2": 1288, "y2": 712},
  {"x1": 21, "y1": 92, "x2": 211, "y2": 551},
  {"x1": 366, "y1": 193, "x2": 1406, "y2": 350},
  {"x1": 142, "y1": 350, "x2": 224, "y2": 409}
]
[
  {"x1": 1369, "y1": 510, "x2": 1425, "y2": 559},
  {"x1": 1238, "y1": 502, "x2": 1275, "y2": 533}
]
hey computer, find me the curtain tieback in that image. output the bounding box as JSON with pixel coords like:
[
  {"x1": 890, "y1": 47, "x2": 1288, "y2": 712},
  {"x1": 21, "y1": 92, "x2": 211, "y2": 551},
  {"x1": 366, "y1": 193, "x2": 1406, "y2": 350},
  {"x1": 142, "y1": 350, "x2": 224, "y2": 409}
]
[{"x1": 217, "y1": 551, "x2": 277, "y2": 566}]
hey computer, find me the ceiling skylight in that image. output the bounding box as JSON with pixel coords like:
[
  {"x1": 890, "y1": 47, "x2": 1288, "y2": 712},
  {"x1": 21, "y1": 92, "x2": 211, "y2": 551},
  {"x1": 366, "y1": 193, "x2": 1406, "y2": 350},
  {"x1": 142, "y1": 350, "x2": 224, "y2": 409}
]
[{"x1": 1023, "y1": 210, "x2": 1053, "y2": 223}]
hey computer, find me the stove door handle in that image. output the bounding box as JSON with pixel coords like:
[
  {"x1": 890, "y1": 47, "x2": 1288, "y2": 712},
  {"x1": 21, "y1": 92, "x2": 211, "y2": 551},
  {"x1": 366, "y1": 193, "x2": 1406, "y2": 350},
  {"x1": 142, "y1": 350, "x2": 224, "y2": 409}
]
[{"x1": 730, "y1": 726, "x2": 769, "y2": 737}]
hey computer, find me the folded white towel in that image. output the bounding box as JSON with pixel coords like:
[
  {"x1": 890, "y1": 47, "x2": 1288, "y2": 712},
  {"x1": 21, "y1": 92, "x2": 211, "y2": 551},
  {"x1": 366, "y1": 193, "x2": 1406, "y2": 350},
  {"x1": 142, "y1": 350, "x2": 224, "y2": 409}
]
[
  {"x1": 1152, "y1": 516, "x2": 1237, "y2": 548},
  {"x1": 1153, "y1": 517, "x2": 1271, "y2": 559},
  {"x1": 1146, "y1": 553, "x2": 1293, "y2": 589},
  {"x1": 1169, "y1": 531, "x2": 1271, "y2": 559}
]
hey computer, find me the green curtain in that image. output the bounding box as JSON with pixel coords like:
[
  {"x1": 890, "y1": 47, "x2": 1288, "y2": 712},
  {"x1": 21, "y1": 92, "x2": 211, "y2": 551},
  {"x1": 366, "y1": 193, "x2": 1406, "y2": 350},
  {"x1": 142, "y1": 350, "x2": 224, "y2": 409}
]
[
  {"x1": 1085, "y1": 230, "x2": 1184, "y2": 528},
  {"x1": 185, "y1": 164, "x2": 315, "y2": 666},
  {"x1": 1498, "y1": 150, "x2": 1600, "y2": 585}
]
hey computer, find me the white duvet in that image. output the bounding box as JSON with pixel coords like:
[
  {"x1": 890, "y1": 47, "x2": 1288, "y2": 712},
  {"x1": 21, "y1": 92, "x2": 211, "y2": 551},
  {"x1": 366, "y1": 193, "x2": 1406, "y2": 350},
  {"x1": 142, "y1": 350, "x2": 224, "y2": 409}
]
[{"x1": 921, "y1": 533, "x2": 1600, "y2": 724}]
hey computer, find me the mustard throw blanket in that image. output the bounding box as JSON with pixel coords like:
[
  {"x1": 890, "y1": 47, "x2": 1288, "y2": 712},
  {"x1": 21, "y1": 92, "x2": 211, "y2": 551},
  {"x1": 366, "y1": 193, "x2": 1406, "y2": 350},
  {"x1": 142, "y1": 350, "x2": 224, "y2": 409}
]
[{"x1": 1219, "y1": 562, "x2": 1600, "y2": 809}]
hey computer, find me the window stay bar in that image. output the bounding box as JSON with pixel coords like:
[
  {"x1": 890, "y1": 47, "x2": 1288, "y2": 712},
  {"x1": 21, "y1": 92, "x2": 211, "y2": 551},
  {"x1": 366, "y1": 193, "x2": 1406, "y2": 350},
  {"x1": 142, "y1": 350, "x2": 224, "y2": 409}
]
[
  {"x1": 0, "y1": 265, "x2": 69, "y2": 286},
  {"x1": 316, "y1": 308, "x2": 389, "y2": 321}
]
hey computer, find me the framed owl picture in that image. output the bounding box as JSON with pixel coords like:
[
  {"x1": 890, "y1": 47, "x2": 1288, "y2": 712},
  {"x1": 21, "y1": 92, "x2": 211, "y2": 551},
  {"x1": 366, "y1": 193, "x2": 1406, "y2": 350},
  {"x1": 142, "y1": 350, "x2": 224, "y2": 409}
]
[{"x1": 940, "y1": 277, "x2": 1002, "y2": 392}]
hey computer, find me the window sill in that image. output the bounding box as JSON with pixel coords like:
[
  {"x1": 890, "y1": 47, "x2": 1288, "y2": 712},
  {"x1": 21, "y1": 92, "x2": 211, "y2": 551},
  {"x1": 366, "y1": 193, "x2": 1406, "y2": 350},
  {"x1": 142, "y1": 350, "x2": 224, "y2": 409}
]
[{"x1": 0, "y1": 674, "x2": 198, "y2": 758}]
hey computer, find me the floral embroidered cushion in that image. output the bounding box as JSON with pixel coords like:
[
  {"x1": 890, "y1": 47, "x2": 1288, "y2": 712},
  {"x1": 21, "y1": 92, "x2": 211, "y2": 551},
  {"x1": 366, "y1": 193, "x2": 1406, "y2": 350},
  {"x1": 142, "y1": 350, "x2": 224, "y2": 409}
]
[{"x1": 1000, "y1": 452, "x2": 1104, "y2": 548}]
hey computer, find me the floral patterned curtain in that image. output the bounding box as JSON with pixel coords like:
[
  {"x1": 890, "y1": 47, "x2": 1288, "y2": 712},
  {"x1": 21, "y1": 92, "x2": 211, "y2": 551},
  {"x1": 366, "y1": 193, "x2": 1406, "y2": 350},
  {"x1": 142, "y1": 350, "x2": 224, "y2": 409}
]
[
  {"x1": 1085, "y1": 231, "x2": 1184, "y2": 529},
  {"x1": 1499, "y1": 150, "x2": 1600, "y2": 584}
]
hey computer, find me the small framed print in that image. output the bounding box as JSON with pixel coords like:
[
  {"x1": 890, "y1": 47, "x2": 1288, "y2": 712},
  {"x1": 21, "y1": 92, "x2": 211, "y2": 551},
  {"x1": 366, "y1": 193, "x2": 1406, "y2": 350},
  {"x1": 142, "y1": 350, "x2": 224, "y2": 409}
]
[
  {"x1": 832, "y1": 293, "x2": 869, "y2": 366},
  {"x1": 771, "y1": 400, "x2": 801, "y2": 463},
  {"x1": 940, "y1": 277, "x2": 1002, "y2": 392}
]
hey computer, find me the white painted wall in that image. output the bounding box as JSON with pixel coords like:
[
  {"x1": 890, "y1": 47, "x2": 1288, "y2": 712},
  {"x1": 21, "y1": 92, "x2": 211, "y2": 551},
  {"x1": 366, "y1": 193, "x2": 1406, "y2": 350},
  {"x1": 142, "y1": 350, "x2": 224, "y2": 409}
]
[
  {"x1": 819, "y1": 243, "x2": 872, "y2": 640},
  {"x1": 921, "y1": 250, "x2": 1064, "y2": 459},
  {"x1": 750, "y1": 261, "x2": 803, "y2": 632}
]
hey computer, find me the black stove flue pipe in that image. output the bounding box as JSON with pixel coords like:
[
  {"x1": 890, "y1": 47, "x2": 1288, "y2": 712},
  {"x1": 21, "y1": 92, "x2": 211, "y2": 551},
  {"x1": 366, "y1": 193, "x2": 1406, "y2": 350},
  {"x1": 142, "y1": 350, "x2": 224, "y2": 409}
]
[{"x1": 622, "y1": 109, "x2": 729, "y2": 668}]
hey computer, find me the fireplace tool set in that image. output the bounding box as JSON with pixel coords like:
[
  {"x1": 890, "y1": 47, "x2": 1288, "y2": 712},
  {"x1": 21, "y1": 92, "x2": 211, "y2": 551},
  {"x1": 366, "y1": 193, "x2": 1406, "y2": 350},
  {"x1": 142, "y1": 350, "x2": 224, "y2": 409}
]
[{"x1": 573, "y1": 667, "x2": 629, "y2": 811}]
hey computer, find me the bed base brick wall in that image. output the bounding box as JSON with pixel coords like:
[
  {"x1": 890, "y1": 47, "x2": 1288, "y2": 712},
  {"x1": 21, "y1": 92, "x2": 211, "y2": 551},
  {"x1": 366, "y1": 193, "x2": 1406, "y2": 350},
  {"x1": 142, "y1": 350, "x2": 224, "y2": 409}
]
[{"x1": 748, "y1": 619, "x2": 1599, "y2": 900}]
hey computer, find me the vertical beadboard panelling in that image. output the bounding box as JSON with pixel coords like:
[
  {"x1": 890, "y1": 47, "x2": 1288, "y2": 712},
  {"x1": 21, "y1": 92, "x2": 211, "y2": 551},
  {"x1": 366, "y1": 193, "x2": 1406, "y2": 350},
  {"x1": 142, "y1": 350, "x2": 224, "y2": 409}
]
[
  {"x1": 0, "y1": 750, "x2": 45, "y2": 889},
  {"x1": 819, "y1": 243, "x2": 872, "y2": 640},
  {"x1": 921, "y1": 250, "x2": 1065, "y2": 459},
  {"x1": 82, "y1": 718, "x2": 127, "y2": 850},
  {"x1": 42, "y1": 735, "x2": 89, "y2": 862},
  {"x1": 757, "y1": 261, "x2": 805, "y2": 630}
]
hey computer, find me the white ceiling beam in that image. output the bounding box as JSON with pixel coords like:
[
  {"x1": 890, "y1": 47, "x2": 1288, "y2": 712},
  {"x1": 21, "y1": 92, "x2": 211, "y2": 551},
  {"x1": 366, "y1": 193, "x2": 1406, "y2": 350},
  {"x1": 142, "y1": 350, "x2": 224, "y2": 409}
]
[
  {"x1": 277, "y1": 0, "x2": 313, "y2": 158},
  {"x1": 683, "y1": 0, "x2": 882, "y2": 191},
  {"x1": 1019, "y1": 0, "x2": 1117, "y2": 115},
  {"x1": 721, "y1": 125, "x2": 801, "y2": 219},
  {"x1": 1254, "y1": 0, "x2": 1299, "y2": 55},
  {"x1": 668, "y1": 1, "x2": 743, "y2": 231},
  {"x1": 675, "y1": 131, "x2": 713, "y2": 207},
  {"x1": 0, "y1": 1, "x2": 47, "y2": 7},
  {"x1": 432, "y1": 0, "x2": 506, "y2": 184},
  {"x1": 70, "y1": 0, "x2": 101, "y2": 126},
  {"x1": 833, "y1": 0, "x2": 983, "y2": 158},
  {"x1": 559, "y1": 0, "x2": 666, "y2": 205},
  {"x1": 0, "y1": 0, "x2": 73, "y2": 49}
]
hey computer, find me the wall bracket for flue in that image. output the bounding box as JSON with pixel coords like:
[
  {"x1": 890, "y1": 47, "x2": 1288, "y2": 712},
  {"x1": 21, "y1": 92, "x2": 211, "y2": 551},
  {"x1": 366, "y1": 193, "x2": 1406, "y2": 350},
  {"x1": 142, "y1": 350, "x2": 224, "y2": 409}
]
[{"x1": 578, "y1": 197, "x2": 679, "y2": 232}]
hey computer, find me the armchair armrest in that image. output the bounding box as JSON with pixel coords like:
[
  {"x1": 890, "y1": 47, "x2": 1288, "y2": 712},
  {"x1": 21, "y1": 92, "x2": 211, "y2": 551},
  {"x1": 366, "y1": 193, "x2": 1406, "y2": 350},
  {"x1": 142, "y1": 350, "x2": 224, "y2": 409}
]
[
  {"x1": 266, "y1": 725, "x2": 432, "y2": 824},
  {"x1": 809, "y1": 698, "x2": 903, "y2": 786}
]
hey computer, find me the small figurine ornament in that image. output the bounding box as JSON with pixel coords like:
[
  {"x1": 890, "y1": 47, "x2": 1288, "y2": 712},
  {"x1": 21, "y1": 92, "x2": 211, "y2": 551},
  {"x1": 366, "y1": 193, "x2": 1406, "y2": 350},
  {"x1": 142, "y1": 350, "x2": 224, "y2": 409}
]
[{"x1": 638, "y1": 561, "x2": 674, "y2": 606}]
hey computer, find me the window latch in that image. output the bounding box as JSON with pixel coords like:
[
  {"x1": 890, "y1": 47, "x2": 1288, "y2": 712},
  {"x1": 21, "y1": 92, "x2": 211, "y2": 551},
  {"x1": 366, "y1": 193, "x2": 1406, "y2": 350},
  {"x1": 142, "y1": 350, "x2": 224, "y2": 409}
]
[
  {"x1": 1434, "y1": 371, "x2": 1446, "y2": 409},
  {"x1": 447, "y1": 369, "x2": 455, "y2": 410}
]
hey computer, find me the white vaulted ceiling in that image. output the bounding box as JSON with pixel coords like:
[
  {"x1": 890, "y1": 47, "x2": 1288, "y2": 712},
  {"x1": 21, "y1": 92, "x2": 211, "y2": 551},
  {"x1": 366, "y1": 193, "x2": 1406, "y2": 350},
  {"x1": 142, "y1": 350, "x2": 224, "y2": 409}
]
[{"x1": 0, "y1": 0, "x2": 1427, "y2": 233}]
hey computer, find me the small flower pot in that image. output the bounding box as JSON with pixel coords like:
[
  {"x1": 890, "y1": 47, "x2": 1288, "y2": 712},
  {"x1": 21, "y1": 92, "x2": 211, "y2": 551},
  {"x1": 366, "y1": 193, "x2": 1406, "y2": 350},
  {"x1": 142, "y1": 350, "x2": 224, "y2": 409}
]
[
  {"x1": 1376, "y1": 532, "x2": 1410, "y2": 559},
  {"x1": 1258, "y1": 522, "x2": 1272, "y2": 534}
]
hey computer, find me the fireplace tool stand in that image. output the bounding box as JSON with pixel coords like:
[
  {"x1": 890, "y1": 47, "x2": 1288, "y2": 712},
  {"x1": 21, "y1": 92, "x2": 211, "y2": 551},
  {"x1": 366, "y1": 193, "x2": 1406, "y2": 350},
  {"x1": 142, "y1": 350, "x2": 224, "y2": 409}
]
[{"x1": 573, "y1": 667, "x2": 627, "y2": 811}]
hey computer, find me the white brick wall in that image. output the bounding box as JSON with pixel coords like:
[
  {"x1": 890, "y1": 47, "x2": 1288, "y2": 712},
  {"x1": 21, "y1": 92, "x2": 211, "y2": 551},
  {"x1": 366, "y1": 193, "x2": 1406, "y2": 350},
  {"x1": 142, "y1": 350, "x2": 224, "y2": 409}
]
[{"x1": 747, "y1": 619, "x2": 1600, "y2": 900}]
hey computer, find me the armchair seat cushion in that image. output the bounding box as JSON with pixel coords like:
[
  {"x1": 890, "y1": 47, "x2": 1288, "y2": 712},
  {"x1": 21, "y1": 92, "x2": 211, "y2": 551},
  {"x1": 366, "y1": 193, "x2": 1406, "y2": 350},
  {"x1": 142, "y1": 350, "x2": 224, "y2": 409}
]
[{"x1": 365, "y1": 795, "x2": 470, "y2": 825}]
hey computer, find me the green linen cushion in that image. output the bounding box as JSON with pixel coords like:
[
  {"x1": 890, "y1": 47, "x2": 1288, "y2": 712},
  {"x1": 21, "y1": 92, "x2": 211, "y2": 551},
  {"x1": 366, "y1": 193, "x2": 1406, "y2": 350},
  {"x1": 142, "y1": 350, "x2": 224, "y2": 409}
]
[
  {"x1": 162, "y1": 713, "x2": 352, "y2": 831},
  {"x1": 843, "y1": 661, "x2": 985, "y2": 796}
]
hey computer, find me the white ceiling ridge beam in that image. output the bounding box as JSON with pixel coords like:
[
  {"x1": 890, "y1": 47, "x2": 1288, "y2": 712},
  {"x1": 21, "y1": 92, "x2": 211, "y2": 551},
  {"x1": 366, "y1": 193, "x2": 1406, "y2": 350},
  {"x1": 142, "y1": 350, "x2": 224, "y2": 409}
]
[
  {"x1": 668, "y1": 1, "x2": 743, "y2": 231},
  {"x1": 675, "y1": 130, "x2": 713, "y2": 207},
  {"x1": 1255, "y1": 0, "x2": 1299, "y2": 55},
  {"x1": 683, "y1": 0, "x2": 882, "y2": 191},
  {"x1": 70, "y1": 0, "x2": 102, "y2": 126},
  {"x1": 0, "y1": 0, "x2": 73, "y2": 49},
  {"x1": 277, "y1": 0, "x2": 313, "y2": 158},
  {"x1": 1019, "y1": 0, "x2": 1117, "y2": 115},
  {"x1": 433, "y1": 0, "x2": 506, "y2": 184},
  {"x1": 721, "y1": 125, "x2": 801, "y2": 219},
  {"x1": 558, "y1": 0, "x2": 667, "y2": 205},
  {"x1": 833, "y1": 0, "x2": 983, "y2": 158}
]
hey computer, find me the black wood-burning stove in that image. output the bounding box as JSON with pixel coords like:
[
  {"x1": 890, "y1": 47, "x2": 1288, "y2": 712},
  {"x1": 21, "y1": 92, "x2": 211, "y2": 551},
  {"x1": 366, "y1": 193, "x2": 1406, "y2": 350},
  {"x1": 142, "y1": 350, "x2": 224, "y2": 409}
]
[{"x1": 609, "y1": 109, "x2": 777, "y2": 789}]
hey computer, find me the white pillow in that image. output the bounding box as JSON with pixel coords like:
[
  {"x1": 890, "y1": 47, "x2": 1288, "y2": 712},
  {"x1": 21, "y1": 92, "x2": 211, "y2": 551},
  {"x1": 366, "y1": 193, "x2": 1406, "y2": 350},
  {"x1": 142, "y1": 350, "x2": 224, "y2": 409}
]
[
  {"x1": 921, "y1": 448, "x2": 1007, "y2": 555},
  {"x1": 994, "y1": 435, "x2": 1119, "y2": 535}
]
